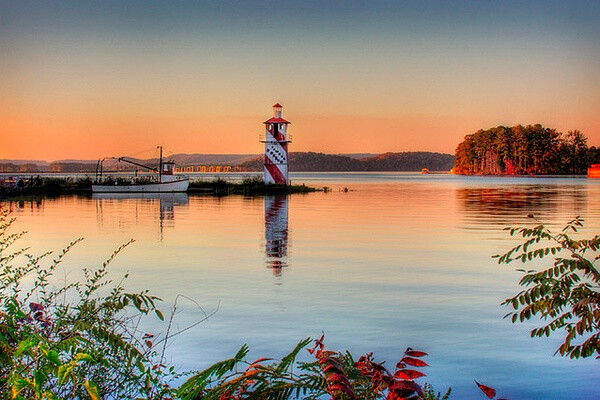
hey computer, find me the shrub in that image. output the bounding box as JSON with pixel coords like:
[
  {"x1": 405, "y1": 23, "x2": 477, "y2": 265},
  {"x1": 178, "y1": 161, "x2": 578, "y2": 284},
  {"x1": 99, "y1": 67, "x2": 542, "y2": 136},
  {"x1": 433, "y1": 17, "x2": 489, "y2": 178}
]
[
  {"x1": 0, "y1": 210, "x2": 177, "y2": 399},
  {"x1": 496, "y1": 215, "x2": 600, "y2": 359}
]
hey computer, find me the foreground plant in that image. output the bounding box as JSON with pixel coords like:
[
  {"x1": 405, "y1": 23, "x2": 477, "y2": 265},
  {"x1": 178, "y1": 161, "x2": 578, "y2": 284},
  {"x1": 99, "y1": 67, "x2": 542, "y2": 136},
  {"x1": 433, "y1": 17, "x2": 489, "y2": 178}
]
[
  {"x1": 496, "y1": 215, "x2": 600, "y2": 358},
  {"x1": 0, "y1": 210, "x2": 177, "y2": 399},
  {"x1": 178, "y1": 334, "x2": 444, "y2": 400}
]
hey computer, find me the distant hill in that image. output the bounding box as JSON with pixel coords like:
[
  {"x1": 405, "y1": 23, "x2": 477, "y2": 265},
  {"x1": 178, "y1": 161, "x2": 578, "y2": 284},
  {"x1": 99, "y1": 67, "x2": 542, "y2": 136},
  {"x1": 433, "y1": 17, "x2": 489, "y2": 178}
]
[
  {"x1": 0, "y1": 163, "x2": 49, "y2": 173},
  {"x1": 0, "y1": 159, "x2": 50, "y2": 166},
  {"x1": 49, "y1": 162, "x2": 98, "y2": 173},
  {"x1": 1, "y1": 152, "x2": 454, "y2": 173},
  {"x1": 360, "y1": 152, "x2": 455, "y2": 171},
  {"x1": 53, "y1": 159, "x2": 97, "y2": 164},
  {"x1": 338, "y1": 153, "x2": 377, "y2": 160},
  {"x1": 239, "y1": 152, "x2": 454, "y2": 172},
  {"x1": 167, "y1": 153, "x2": 259, "y2": 165}
]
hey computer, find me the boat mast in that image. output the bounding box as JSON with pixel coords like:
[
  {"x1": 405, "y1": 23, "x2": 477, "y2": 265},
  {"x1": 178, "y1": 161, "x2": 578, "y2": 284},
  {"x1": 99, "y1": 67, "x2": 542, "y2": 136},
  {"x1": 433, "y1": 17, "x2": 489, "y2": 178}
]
[
  {"x1": 95, "y1": 158, "x2": 104, "y2": 181},
  {"x1": 95, "y1": 157, "x2": 114, "y2": 182}
]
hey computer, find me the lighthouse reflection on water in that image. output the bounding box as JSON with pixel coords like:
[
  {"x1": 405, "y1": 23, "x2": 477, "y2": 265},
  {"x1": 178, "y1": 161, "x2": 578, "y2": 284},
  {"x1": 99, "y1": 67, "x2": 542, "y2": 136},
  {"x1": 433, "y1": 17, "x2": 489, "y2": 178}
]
[{"x1": 264, "y1": 195, "x2": 289, "y2": 276}]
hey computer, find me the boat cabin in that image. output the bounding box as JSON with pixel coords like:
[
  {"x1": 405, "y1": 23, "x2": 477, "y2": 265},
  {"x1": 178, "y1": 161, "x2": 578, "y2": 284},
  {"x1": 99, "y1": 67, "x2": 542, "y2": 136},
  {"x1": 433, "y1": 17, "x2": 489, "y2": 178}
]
[{"x1": 163, "y1": 161, "x2": 175, "y2": 176}]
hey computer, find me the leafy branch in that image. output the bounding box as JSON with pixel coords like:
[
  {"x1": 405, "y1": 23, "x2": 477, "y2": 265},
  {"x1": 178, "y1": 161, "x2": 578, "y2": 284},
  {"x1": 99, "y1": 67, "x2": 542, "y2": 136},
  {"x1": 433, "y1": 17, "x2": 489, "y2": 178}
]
[{"x1": 496, "y1": 215, "x2": 600, "y2": 358}]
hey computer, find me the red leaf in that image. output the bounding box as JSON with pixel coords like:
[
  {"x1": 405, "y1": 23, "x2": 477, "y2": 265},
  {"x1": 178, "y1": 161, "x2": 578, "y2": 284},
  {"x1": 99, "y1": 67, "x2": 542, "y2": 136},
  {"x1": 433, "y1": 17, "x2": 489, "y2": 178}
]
[
  {"x1": 317, "y1": 351, "x2": 338, "y2": 363},
  {"x1": 145, "y1": 340, "x2": 153, "y2": 348},
  {"x1": 390, "y1": 379, "x2": 423, "y2": 395},
  {"x1": 383, "y1": 375, "x2": 395, "y2": 386},
  {"x1": 371, "y1": 361, "x2": 387, "y2": 373},
  {"x1": 244, "y1": 369, "x2": 261, "y2": 378},
  {"x1": 327, "y1": 383, "x2": 356, "y2": 398},
  {"x1": 405, "y1": 350, "x2": 428, "y2": 358},
  {"x1": 248, "y1": 357, "x2": 273, "y2": 369},
  {"x1": 251, "y1": 357, "x2": 272, "y2": 364},
  {"x1": 315, "y1": 333, "x2": 325, "y2": 345},
  {"x1": 475, "y1": 380, "x2": 496, "y2": 399},
  {"x1": 400, "y1": 357, "x2": 428, "y2": 367},
  {"x1": 394, "y1": 369, "x2": 426, "y2": 380},
  {"x1": 326, "y1": 373, "x2": 348, "y2": 384},
  {"x1": 323, "y1": 364, "x2": 345, "y2": 375},
  {"x1": 308, "y1": 333, "x2": 325, "y2": 357}
]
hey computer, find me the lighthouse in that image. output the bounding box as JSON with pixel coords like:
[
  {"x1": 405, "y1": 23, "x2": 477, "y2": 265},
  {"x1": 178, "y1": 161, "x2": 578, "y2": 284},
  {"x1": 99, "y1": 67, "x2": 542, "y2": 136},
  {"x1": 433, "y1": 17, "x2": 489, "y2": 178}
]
[{"x1": 262, "y1": 103, "x2": 291, "y2": 185}]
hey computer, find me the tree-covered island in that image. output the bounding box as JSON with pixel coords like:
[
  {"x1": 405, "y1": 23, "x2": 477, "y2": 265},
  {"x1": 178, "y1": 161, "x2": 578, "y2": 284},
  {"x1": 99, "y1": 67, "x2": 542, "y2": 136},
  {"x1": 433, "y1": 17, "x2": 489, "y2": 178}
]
[{"x1": 453, "y1": 124, "x2": 599, "y2": 175}]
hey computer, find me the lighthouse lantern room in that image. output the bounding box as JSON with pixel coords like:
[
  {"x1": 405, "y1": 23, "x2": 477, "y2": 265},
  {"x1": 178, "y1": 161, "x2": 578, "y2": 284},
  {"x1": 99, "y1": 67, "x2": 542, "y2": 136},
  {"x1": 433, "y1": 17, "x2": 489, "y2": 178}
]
[{"x1": 262, "y1": 103, "x2": 291, "y2": 185}]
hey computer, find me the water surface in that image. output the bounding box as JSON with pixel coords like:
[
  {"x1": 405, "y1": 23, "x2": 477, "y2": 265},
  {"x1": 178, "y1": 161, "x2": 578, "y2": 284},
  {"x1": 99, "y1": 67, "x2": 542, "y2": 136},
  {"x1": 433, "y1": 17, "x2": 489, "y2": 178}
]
[{"x1": 3, "y1": 173, "x2": 600, "y2": 399}]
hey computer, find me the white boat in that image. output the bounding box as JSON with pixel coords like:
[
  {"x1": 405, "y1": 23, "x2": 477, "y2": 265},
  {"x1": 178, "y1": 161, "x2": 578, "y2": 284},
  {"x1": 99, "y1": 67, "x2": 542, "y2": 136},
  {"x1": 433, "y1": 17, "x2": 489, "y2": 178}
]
[{"x1": 92, "y1": 147, "x2": 189, "y2": 193}]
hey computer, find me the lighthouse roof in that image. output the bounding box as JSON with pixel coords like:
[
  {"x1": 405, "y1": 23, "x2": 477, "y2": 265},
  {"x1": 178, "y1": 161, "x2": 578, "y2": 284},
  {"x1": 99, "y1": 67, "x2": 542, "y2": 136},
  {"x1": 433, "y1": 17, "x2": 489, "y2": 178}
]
[
  {"x1": 264, "y1": 117, "x2": 290, "y2": 124},
  {"x1": 273, "y1": 103, "x2": 282, "y2": 107}
]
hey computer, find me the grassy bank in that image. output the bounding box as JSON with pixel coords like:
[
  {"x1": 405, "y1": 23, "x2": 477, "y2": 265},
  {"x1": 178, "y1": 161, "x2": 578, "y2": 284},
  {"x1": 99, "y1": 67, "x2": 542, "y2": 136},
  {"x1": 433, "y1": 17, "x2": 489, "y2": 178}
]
[
  {"x1": 0, "y1": 176, "x2": 319, "y2": 199},
  {"x1": 0, "y1": 177, "x2": 93, "y2": 199},
  {"x1": 188, "y1": 177, "x2": 318, "y2": 195}
]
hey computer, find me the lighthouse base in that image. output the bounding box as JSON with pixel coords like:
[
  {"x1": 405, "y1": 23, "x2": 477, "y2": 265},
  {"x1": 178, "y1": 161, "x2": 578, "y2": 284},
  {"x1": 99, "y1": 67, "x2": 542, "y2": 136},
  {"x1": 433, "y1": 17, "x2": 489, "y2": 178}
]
[{"x1": 264, "y1": 164, "x2": 289, "y2": 185}]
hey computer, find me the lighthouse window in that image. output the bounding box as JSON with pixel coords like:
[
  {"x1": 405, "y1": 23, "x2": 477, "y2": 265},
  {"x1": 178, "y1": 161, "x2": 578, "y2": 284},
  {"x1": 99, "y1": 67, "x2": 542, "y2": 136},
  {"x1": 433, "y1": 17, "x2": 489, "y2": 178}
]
[{"x1": 279, "y1": 124, "x2": 284, "y2": 130}]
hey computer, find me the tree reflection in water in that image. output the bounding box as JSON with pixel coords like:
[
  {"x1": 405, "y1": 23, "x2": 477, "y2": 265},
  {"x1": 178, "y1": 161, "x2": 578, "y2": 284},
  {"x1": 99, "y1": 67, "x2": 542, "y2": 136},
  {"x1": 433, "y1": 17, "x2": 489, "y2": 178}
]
[{"x1": 457, "y1": 185, "x2": 587, "y2": 226}]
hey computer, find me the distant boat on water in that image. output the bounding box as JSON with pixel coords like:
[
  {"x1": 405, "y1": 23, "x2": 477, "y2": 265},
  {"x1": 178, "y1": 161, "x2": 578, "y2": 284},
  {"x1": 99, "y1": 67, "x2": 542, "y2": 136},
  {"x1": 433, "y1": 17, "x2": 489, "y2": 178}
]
[{"x1": 92, "y1": 146, "x2": 189, "y2": 193}]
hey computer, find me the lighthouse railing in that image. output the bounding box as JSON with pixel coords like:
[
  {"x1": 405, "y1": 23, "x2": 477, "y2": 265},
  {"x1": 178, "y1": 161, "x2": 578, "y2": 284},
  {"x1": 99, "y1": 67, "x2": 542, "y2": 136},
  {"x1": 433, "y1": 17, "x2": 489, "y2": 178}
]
[{"x1": 259, "y1": 133, "x2": 293, "y2": 143}]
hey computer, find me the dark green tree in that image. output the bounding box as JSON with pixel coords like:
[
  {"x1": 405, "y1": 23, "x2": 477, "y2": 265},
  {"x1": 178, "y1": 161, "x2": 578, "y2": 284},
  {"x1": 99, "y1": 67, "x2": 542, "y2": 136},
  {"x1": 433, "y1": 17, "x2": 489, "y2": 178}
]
[{"x1": 454, "y1": 125, "x2": 592, "y2": 175}]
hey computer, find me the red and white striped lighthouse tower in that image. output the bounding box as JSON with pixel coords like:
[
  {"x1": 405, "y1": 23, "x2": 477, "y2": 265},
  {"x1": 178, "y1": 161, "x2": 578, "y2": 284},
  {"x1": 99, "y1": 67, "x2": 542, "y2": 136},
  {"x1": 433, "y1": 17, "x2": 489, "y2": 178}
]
[{"x1": 262, "y1": 103, "x2": 291, "y2": 185}]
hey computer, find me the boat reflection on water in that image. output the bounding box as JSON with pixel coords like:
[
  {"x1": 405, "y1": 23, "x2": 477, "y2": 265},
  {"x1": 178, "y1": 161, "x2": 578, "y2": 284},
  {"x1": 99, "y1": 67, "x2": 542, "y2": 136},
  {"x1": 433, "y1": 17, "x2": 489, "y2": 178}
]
[
  {"x1": 93, "y1": 192, "x2": 189, "y2": 241},
  {"x1": 264, "y1": 195, "x2": 289, "y2": 276}
]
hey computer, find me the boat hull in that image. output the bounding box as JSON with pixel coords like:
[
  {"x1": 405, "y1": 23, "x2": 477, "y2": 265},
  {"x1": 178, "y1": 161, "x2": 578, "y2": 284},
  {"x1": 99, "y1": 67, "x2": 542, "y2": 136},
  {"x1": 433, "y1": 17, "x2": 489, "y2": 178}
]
[{"x1": 92, "y1": 179, "x2": 189, "y2": 193}]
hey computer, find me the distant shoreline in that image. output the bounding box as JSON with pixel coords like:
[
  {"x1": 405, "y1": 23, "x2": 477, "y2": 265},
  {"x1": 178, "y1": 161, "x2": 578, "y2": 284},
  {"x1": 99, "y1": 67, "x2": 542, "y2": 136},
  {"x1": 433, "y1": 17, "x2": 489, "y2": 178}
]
[{"x1": 0, "y1": 151, "x2": 455, "y2": 174}]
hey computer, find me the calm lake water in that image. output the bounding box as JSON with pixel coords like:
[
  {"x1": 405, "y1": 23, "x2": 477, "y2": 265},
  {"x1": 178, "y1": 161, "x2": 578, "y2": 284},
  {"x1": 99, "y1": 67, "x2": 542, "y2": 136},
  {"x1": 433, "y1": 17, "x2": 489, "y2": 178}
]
[{"x1": 3, "y1": 172, "x2": 600, "y2": 399}]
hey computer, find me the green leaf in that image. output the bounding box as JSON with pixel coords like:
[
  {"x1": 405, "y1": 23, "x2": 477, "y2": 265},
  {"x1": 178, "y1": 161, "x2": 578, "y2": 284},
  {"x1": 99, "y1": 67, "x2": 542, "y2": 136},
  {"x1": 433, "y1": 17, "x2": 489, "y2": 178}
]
[
  {"x1": 136, "y1": 358, "x2": 146, "y2": 373},
  {"x1": 57, "y1": 364, "x2": 74, "y2": 386},
  {"x1": 42, "y1": 349, "x2": 62, "y2": 366},
  {"x1": 11, "y1": 378, "x2": 31, "y2": 398},
  {"x1": 75, "y1": 353, "x2": 95, "y2": 363},
  {"x1": 15, "y1": 339, "x2": 36, "y2": 356},
  {"x1": 84, "y1": 380, "x2": 101, "y2": 400},
  {"x1": 34, "y1": 370, "x2": 47, "y2": 398},
  {"x1": 42, "y1": 391, "x2": 59, "y2": 400}
]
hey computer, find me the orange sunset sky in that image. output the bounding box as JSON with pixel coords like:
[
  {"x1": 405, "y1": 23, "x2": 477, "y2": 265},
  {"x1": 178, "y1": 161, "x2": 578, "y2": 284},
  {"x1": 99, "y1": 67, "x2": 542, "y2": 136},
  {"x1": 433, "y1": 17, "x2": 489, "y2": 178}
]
[{"x1": 1, "y1": 1, "x2": 599, "y2": 161}]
